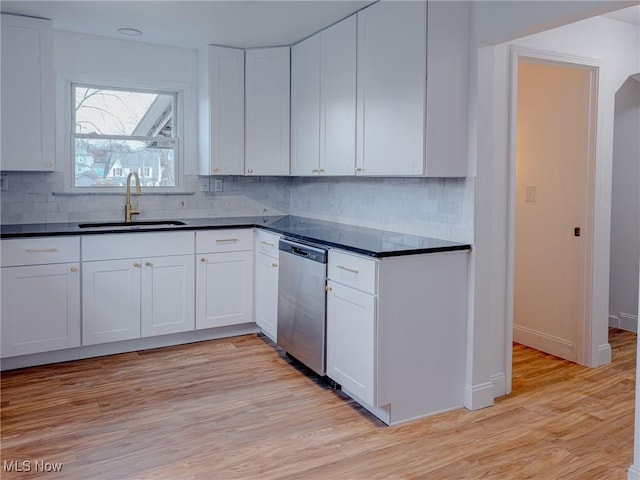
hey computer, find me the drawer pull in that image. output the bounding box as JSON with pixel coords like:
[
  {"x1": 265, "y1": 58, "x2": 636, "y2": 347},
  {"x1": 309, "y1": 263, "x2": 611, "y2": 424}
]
[
  {"x1": 272, "y1": 263, "x2": 278, "y2": 268},
  {"x1": 200, "y1": 257, "x2": 207, "y2": 263},
  {"x1": 260, "y1": 241, "x2": 274, "y2": 247},
  {"x1": 25, "y1": 248, "x2": 59, "y2": 254},
  {"x1": 337, "y1": 265, "x2": 359, "y2": 274},
  {"x1": 215, "y1": 238, "x2": 238, "y2": 244},
  {"x1": 70, "y1": 266, "x2": 78, "y2": 273},
  {"x1": 133, "y1": 262, "x2": 141, "y2": 268},
  {"x1": 145, "y1": 261, "x2": 153, "y2": 267}
]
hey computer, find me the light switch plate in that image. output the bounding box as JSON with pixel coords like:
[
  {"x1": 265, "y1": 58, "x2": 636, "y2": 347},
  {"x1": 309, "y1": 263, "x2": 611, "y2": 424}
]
[
  {"x1": 0, "y1": 174, "x2": 8, "y2": 192},
  {"x1": 525, "y1": 186, "x2": 536, "y2": 202}
]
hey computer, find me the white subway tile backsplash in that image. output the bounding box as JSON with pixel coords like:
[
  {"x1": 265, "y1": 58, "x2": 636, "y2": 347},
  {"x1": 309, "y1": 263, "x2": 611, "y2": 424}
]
[{"x1": 1, "y1": 171, "x2": 473, "y2": 244}]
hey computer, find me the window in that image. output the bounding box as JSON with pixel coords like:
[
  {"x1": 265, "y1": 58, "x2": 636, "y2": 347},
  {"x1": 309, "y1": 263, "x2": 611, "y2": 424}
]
[{"x1": 72, "y1": 84, "x2": 178, "y2": 189}]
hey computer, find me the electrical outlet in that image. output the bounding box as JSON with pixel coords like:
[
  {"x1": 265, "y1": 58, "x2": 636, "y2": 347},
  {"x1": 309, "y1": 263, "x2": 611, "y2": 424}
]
[
  {"x1": 212, "y1": 178, "x2": 223, "y2": 193},
  {"x1": 0, "y1": 174, "x2": 8, "y2": 192},
  {"x1": 199, "y1": 177, "x2": 210, "y2": 192}
]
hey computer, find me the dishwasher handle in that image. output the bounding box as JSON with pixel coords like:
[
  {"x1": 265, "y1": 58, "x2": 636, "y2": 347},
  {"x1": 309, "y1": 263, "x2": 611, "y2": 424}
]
[{"x1": 279, "y1": 238, "x2": 327, "y2": 264}]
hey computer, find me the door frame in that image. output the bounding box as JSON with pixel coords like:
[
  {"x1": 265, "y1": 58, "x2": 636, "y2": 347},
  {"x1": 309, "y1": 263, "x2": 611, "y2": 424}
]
[{"x1": 505, "y1": 46, "x2": 600, "y2": 390}]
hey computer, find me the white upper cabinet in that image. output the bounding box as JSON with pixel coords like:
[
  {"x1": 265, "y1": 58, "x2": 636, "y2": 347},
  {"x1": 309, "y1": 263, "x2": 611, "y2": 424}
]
[
  {"x1": 1, "y1": 14, "x2": 55, "y2": 172},
  {"x1": 291, "y1": 34, "x2": 321, "y2": 175},
  {"x1": 425, "y1": 1, "x2": 470, "y2": 177},
  {"x1": 245, "y1": 47, "x2": 291, "y2": 176},
  {"x1": 356, "y1": 1, "x2": 427, "y2": 176},
  {"x1": 321, "y1": 16, "x2": 357, "y2": 176},
  {"x1": 291, "y1": 15, "x2": 357, "y2": 176},
  {"x1": 198, "y1": 45, "x2": 245, "y2": 175}
]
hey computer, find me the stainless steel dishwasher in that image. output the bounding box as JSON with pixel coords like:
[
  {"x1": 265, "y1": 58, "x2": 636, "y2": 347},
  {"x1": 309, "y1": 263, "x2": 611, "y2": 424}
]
[{"x1": 277, "y1": 238, "x2": 328, "y2": 376}]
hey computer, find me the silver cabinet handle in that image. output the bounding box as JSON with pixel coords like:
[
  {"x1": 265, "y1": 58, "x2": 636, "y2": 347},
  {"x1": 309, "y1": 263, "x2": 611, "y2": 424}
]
[
  {"x1": 272, "y1": 262, "x2": 278, "y2": 268},
  {"x1": 337, "y1": 265, "x2": 359, "y2": 274},
  {"x1": 216, "y1": 238, "x2": 238, "y2": 244},
  {"x1": 70, "y1": 266, "x2": 78, "y2": 273},
  {"x1": 133, "y1": 262, "x2": 141, "y2": 268},
  {"x1": 145, "y1": 261, "x2": 153, "y2": 267},
  {"x1": 260, "y1": 240, "x2": 274, "y2": 247},
  {"x1": 26, "y1": 248, "x2": 59, "y2": 253},
  {"x1": 247, "y1": 168, "x2": 254, "y2": 174}
]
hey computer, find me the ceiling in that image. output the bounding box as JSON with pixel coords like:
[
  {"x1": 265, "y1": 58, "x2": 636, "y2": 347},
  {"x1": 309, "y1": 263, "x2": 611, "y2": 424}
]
[
  {"x1": 0, "y1": 1, "x2": 374, "y2": 49},
  {"x1": 602, "y1": 3, "x2": 640, "y2": 26},
  {"x1": 0, "y1": 1, "x2": 637, "y2": 51}
]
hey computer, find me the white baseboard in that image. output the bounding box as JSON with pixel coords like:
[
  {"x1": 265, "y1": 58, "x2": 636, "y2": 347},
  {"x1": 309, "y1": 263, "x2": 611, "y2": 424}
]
[
  {"x1": 491, "y1": 372, "x2": 508, "y2": 397},
  {"x1": 1, "y1": 323, "x2": 260, "y2": 371},
  {"x1": 620, "y1": 313, "x2": 638, "y2": 333},
  {"x1": 514, "y1": 324, "x2": 574, "y2": 360},
  {"x1": 596, "y1": 342, "x2": 612, "y2": 367},
  {"x1": 610, "y1": 314, "x2": 621, "y2": 328},
  {"x1": 464, "y1": 382, "x2": 494, "y2": 411},
  {"x1": 628, "y1": 464, "x2": 640, "y2": 480},
  {"x1": 609, "y1": 313, "x2": 638, "y2": 333}
]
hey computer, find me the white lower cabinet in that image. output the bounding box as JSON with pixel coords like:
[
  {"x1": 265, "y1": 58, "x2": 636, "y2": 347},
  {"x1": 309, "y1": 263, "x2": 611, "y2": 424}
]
[
  {"x1": 326, "y1": 280, "x2": 376, "y2": 405},
  {"x1": 2, "y1": 263, "x2": 81, "y2": 357},
  {"x1": 196, "y1": 230, "x2": 254, "y2": 329},
  {"x1": 82, "y1": 259, "x2": 142, "y2": 345},
  {"x1": 81, "y1": 232, "x2": 195, "y2": 346},
  {"x1": 1, "y1": 237, "x2": 81, "y2": 357},
  {"x1": 254, "y1": 230, "x2": 280, "y2": 341},
  {"x1": 326, "y1": 248, "x2": 468, "y2": 425},
  {"x1": 141, "y1": 255, "x2": 195, "y2": 337}
]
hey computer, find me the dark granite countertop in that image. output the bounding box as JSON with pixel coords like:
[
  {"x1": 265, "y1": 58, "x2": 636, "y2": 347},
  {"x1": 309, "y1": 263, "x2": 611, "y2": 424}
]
[{"x1": 0, "y1": 215, "x2": 471, "y2": 258}]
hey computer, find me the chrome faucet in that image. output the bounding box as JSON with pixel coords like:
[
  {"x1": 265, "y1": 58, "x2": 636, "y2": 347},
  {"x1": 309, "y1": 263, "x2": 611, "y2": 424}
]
[{"x1": 125, "y1": 172, "x2": 141, "y2": 223}]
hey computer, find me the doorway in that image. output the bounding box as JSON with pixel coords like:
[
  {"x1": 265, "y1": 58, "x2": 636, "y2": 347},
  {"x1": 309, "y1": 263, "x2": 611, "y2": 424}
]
[{"x1": 508, "y1": 48, "x2": 599, "y2": 365}]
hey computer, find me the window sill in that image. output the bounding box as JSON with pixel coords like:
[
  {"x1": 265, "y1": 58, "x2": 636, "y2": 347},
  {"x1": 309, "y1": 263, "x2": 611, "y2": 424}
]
[{"x1": 52, "y1": 191, "x2": 196, "y2": 196}]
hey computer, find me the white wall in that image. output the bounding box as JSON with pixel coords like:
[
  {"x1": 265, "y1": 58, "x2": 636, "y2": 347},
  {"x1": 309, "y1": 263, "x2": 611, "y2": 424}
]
[
  {"x1": 53, "y1": 30, "x2": 199, "y2": 178},
  {"x1": 289, "y1": 177, "x2": 474, "y2": 243},
  {"x1": 0, "y1": 30, "x2": 289, "y2": 224},
  {"x1": 609, "y1": 77, "x2": 640, "y2": 332},
  {"x1": 468, "y1": 3, "x2": 640, "y2": 410}
]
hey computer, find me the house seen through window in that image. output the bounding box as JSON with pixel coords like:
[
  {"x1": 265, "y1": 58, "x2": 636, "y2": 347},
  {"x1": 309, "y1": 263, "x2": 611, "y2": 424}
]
[{"x1": 72, "y1": 84, "x2": 177, "y2": 188}]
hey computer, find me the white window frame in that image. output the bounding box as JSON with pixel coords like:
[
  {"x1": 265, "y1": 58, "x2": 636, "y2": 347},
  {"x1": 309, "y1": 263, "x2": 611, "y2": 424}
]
[{"x1": 57, "y1": 73, "x2": 191, "y2": 193}]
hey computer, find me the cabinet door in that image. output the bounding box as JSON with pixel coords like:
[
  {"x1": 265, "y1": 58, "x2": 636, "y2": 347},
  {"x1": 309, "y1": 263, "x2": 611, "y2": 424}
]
[
  {"x1": 254, "y1": 251, "x2": 279, "y2": 341},
  {"x1": 425, "y1": 1, "x2": 470, "y2": 177},
  {"x1": 356, "y1": 1, "x2": 426, "y2": 176},
  {"x1": 326, "y1": 280, "x2": 376, "y2": 405},
  {"x1": 196, "y1": 251, "x2": 253, "y2": 329},
  {"x1": 1, "y1": 14, "x2": 54, "y2": 171},
  {"x1": 320, "y1": 15, "x2": 357, "y2": 175},
  {"x1": 245, "y1": 47, "x2": 291, "y2": 176},
  {"x1": 198, "y1": 45, "x2": 245, "y2": 175},
  {"x1": 82, "y1": 259, "x2": 141, "y2": 345},
  {"x1": 141, "y1": 254, "x2": 195, "y2": 337},
  {"x1": 290, "y1": 34, "x2": 321, "y2": 176},
  {"x1": 1, "y1": 263, "x2": 80, "y2": 357}
]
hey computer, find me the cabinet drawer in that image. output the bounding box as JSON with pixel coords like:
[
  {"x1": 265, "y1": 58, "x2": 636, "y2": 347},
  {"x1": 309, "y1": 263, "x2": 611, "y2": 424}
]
[
  {"x1": 82, "y1": 231, "x2": 194, "y2": 261},
  {"x1": 328, "y1": 250, "x2": 377, "y2": 294},
  {"x1": 1, "y1": 236, "x2": 80, "y2": 267},
  {"x1": 254, "y1": 230, "x2": 280, "y2": 258},
  {"x1": 196, "y1": 229, "x2": 253, "y2": 253}
]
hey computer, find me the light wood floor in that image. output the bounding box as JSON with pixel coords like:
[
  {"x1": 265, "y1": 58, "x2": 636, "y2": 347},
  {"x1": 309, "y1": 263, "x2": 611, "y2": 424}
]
[{"x1": 1, "y1": 329, "x2": 636, "y2": 479}]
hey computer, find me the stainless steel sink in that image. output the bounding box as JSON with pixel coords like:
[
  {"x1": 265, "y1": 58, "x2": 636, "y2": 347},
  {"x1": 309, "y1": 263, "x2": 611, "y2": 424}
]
[{"x1": 78, "y1": 220, "x2": 186, "y2": 230}]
